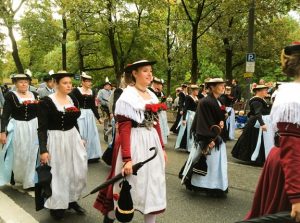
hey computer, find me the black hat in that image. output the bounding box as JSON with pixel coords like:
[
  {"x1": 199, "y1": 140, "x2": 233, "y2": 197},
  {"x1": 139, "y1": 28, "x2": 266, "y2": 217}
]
[
  {"x1": 124, "y1": 60, "x2": 156, "y2": 73},
  {"x1": 35, "y1": 165, "x2": 52, "y2": 211},
  {"x1": 284, "y1": 42, "x2": 300, "y2": 55},
  {"x1": 152, "y1": 77, "x2": 164, "y2": 85},
  {"x1": 181, "y1": 84, "x2": 188, "y2": 88},
  {"x1": 103, "y1": 77, "x2": 112, "y2": 86},
  {"x1": 43, "y1": 75, "x2": 53, "y2": 82},
  {"x1": 205, "y1": 78, "x2": 225, "y2": 84},
  {"x1": 11, "y1": 73, "x2": 31, "y2": 81},
  {"x1": 252, "y1": 84, "x2": 268, "y2": 92},
  {"x1": 81, "y1": 72, "x2": 92, "y2": 80},
  {"x1": 52, "y1": 70, "x2": 74, "y2": 79},
  {"x1": 115, "y1": 179, "x2": 134, "y2": 222}
]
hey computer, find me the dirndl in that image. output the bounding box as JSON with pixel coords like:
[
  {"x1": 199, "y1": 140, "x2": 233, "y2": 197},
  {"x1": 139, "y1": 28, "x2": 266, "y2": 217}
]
[
  {"x1": 77, "y1": 109, "x2": 102, "y2": 159},
  {"x1": 175, "y1": 110, "x2": 195, "y2": 152},
  {"x1": 113, "y1": 127, "x2": 166, "y2": 214},
  {"x1": 44, "y1": 127, "x2": 87, "y2": 209},
  {"x1": 182, "y1": 142, "x2": 228, "y2": 191},
  {"x1": 158, "y1": 110, "x2": 169, "y2": 145},
  {"x1": 0, "y1": 118, "x2": 39, "y2": 189}
]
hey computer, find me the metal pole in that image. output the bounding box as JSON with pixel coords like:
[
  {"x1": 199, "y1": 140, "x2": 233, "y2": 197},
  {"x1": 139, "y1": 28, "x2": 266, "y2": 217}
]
[{"x1": 245, "y1": 0, "x2": 255, "y2": 105}]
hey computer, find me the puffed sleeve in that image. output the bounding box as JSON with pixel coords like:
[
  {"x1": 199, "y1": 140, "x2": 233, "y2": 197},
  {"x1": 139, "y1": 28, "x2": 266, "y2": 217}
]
[
  {"x1": 37, "y1": 99, "x2": 49, "y2": 154},
  {"x1": 182, "y1": 96, "x2": 192, "y2": 121},
  {"x1": 251, "y1": 101, "x2": 264, "y2": 126},
  {"x1": 280, "y1": 135, "x2": 300, "y2": 203},
  {"x1": 154, "y1": 121, "x2": 165, "y2": 150},
  {"x1": 116, "y1": 115, "x2": 132, "y2": 162},
  {"x1": 1, "y1": 93, "x2": 13, "y2": 133}
]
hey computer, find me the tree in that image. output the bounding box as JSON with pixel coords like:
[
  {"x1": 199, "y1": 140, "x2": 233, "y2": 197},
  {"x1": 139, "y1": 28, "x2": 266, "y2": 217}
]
[
  {"x1": 0, "y1": 0, "x2": 26, "y2": 73},
  {"x1": 180, "y1": 0, "x2": 222, "y2": 83}
]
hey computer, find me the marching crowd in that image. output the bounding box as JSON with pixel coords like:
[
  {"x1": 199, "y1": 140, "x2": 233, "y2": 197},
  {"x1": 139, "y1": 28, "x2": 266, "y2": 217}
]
[{"x1": 0, "y1": 42, "x2": 300, "y2": 223}]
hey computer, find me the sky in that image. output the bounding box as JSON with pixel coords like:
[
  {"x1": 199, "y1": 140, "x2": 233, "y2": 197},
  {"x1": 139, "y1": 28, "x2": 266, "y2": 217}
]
[{"x1": 1, "y1": 1, "x2": 300, "y2": 52}]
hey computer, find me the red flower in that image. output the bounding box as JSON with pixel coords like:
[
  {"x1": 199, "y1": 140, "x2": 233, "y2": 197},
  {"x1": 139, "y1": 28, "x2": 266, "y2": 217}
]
[
  {"x1": 220, "y1": 105, "x2": 226, "y2": 111},
  {"x1": 23, "y1": 100, "x2": 39, "y2": 105},
  {"x1": 161, "y1": 103, "x2": 167, "y2": 111},
  {"x1": 65, "y1": 106, "x2": 80, "y2": 112},
  {"x1": 113, "y1": 193, "x2": 119, "y2": 201},
  {"x1": 145, "y1": 103, "x2": 168, "y2": 112}
]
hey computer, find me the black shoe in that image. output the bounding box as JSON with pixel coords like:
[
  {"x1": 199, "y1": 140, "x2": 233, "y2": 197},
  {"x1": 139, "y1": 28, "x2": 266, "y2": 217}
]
[
  {"x1": 103, "y1": 215, "x2": 114, "y2": 223},
  {"x1": 68, "y1": 202, "x2": 86, "y2": 215},
  {"x1": 50, "y1": 209, "x2": 65, "y2": 220},
  {"x1": 88, "y1": 158, "x2": 100, "y2": 164}
]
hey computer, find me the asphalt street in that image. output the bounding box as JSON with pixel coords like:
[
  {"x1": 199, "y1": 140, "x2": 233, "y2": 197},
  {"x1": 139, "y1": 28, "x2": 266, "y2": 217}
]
[{"x1": 0, "y1": 124, "x2": 263, "y2": 223}]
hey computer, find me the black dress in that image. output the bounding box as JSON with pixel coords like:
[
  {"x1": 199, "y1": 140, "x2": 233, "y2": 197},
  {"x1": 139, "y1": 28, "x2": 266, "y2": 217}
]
[
  {"x1": 175, "y1": 95, "x2": 198, "y2": 150},
  {"x1": 71, "y1": 88, "x2": 100, "y2": 119},
  {"x1": 170, "y1": 92, "x2": 186, "y2": 134},
  {"x1": 37, "y1": 94, "x2": 87, "y2": 211},
  {"x1": 231, "y1": 97, "x2": 271, "y2": 166},
  {"x1": 0, "y1": 91, "x2": 39, "y2": 189}
]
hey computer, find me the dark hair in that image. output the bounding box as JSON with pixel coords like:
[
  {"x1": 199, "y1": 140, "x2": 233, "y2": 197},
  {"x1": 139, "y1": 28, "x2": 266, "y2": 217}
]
[
  {"x1": 281, "y1": 50, "x2": 300, "y2": 77},
  {"x1": 81, "y1": 77, "x2": 91, "y2": 82},
  {"x1": 232, "y1": 79, "x2": 238, "y2": 84},
  {"x1": 54, "y1": 75, "x2": 72, "y2": 84}
]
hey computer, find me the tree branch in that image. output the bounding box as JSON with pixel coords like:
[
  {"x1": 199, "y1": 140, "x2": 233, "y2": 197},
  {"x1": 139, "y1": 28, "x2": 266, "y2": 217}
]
[
  {"x1": 181, "y1": 0, "x2": 194, "y2": 24},
  {"x1": 13, "y1": 0, "x2": 26, "y2": 14},
  {"x1": 197, "y1": 14, "x2": 221, "y2": 39}
]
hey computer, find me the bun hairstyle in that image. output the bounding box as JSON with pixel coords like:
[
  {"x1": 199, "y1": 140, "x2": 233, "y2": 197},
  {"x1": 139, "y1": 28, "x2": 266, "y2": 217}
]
[{"x1": 281, "y1": 42, "x2": 300, "y2": 77}]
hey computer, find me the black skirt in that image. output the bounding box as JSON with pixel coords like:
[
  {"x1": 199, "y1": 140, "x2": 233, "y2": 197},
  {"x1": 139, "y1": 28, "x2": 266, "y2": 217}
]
[{"x1": 231, "y1": 117, "x2": 265, "y2": 166}]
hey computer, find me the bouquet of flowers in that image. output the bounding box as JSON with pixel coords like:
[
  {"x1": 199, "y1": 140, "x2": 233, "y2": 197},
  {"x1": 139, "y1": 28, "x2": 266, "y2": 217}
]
[
  {"x1": 23, "y1": 100, "x2": 39, "y2": 105},
  {"x1": 145, "y1": 103, "x2": 167, "y2": 113}
]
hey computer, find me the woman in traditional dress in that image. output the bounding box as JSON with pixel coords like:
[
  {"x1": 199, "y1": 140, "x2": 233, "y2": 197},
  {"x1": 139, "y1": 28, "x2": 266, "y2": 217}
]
[
  {"x1": 38, "y1": 71, "x2": 87, "y2": 220},
  {"x1": 170, "y1": 84, "x2": 188, "y2": 134},
  {"x1": 231, "y1": 85, "x2": 273, "y2": 166},
  {"x1": 94, "y1": 60, "x2": 166, "y2": 223},
  {"x1": 71, "y1": 72, "x2": 102, "y2": 162},
  {"x1": 219, "y1": 86, "x2": 235, "y2": 140},
  {"x1": 0, "y1": 74, "x2": 39, "y2": 189},
  {"x1": 149, "y1": 77, "x2": 169, "y2": 144},
  {"x1": 245, "y1": 43, "x2": 300, "y2": 222},
  {"x1": 180, "y1": 78, "x2": 228, "y2": 197},
  {"x1": 175, "y1": 85, "x2": 199, "y2": 152}
]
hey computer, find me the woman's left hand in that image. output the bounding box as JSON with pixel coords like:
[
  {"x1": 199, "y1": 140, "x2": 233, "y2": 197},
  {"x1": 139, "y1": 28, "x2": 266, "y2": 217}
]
[{"x1": 291, "y1": 203, "x2": 300, "y2": 222}]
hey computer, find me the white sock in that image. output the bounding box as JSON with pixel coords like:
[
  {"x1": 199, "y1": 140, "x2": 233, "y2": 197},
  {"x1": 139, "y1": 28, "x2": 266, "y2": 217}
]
[{"x1": 144, "y1": 214, "x2": 156, "y2": 223}]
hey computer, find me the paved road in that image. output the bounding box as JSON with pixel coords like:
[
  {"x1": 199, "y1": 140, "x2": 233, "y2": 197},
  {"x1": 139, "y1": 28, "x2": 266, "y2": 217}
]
[{"x1": 0, "y1": 125, "x2": 262, "y2": 223}]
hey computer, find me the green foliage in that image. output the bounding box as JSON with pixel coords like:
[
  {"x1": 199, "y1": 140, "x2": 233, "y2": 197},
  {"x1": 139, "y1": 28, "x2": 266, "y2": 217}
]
[{"x1": 0, "y1": 0, "x2": 299, "y2": 93}]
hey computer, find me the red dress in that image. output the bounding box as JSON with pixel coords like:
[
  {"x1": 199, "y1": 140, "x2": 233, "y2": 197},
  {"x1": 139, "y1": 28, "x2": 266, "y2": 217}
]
[{"x1": 245, "y1": 123, "x2": 300, "y2": 220}]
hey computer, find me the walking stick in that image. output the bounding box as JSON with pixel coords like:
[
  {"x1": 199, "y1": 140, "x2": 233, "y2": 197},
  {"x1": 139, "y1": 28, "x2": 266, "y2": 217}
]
[
  {"x1": 81, "y1": 147, "x2": 158, "y2": 199},
  {"x1": 235, "y1": 211, "x2": 295, "y2": 223}
]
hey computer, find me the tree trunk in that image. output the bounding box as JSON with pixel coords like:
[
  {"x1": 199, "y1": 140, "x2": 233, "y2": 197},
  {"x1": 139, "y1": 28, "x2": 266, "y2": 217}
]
[
  {"x1": 8, "y1": 26, "x2": 24, "y2": 73},
  {"x1": 62, "y1": 13, "x2": 67, "y2": 70},
  {"x1": 166, "y1": 1, "x2": 172, "y2": 96},
  {"x1": 223, "y1": 38, "x2": 233, "y2": 81},
  {"x1": 107, "y1": 0, "x2": 120, "y2": 83},
  {"x1": 191, "y1": 24, "x2": 198, "y2": 84},
  {"x1": 75, "y1": 31, "x2": 84, "y2": 72}
]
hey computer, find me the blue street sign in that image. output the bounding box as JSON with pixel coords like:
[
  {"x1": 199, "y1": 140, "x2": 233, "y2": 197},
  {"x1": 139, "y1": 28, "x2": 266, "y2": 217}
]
[
  {"x1": 246, "y1": 53, "x2": 256, "y2": 62},
  {"x1": 74, "y1": 74, "x2": 80, "y2": 80}
]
